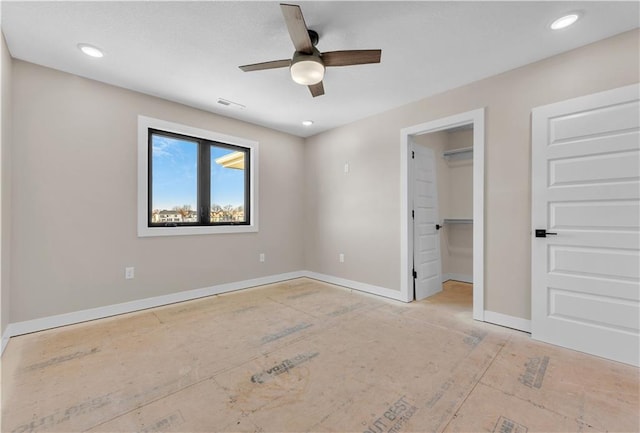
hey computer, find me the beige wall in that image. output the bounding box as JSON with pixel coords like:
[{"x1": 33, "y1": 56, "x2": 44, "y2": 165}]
[
  {"x1": 447, "y1": 129, "x2": 473, "y2": 152},
  {"x1": 5, "y1": 29, "x2": 639, "y2": 327},
  {"x1": 445, "y1": 129, "x2": 473, "y2": 219},
  {"x1": 10, "y1": 60, "x2": 306, "y2": 322},
  {"x1": 1, "y1": 32, "x2": 12, "y2": 338},
  {"x1": 444, "y1": 130, "x2": 473, "y2": 279},
  {"x1": 305, "y1": 29, "x2": 640, "y2": 320}
]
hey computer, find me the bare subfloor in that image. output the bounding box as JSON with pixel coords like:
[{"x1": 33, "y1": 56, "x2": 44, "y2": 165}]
[{"x1": 2, "y1": 279, "x2": 639, "y2": 432}]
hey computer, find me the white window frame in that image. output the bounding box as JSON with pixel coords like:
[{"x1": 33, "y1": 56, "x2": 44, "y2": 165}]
[{"x1": 137, "y1": 115, "x2": 258, "y2": 237}]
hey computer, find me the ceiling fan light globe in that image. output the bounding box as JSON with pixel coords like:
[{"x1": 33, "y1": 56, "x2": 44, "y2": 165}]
[{"x1": 290, "y1": 58, "x2": 325, "y2": 85}]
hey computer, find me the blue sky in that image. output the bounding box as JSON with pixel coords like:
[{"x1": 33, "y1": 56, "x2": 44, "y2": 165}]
[{"x1": 151, "y1": 135, "x2": 245, "y2": 211}]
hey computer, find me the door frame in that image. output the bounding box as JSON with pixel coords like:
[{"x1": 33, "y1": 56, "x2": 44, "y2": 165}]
[{"x1": 400, "y1": 108, "x2": 485, "y2": 321}]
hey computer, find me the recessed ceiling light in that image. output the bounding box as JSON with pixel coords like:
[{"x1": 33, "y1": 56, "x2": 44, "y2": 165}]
[
  {"x1": 302, "y1": 120, "x2": 314, "y2": 126},
  {"x1": 77, "y1": 43, "x2": 104, "y2": 58},
  {"x1": 550, "y1": 14, "x2": 579, "y2": 30}
]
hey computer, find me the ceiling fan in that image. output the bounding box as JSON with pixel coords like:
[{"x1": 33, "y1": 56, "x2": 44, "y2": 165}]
[{"x1": 239, "y1": 3, "x2": 382, "y2": 97}]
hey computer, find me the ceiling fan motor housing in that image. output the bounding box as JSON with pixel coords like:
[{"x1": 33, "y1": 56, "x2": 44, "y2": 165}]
[
  {"x1": 307, "y1": 29, "x2": 319, "y2": 47},
  {"x1": 290, "y1": 48, "x2": 325, "y2": 85}
]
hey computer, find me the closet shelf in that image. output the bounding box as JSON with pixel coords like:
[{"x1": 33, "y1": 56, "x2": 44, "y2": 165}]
[
  {"x1": 443, "y1": 218, "x2": 473, "y2": 224},
  {"x1": 443, "y1": 146, "x2": 473, "y2": 160}
]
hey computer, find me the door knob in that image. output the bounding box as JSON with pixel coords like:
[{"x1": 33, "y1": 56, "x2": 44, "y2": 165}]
[{"x1": 535, "y1": 229, "x2": 558, "y2": 238}]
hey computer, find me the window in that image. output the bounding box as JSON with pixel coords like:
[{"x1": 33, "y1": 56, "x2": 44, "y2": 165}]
[
  {"x1": 148, "y1": 129, "x2": 249, "y2": 226},
  {"x1": 138, "y1": 116, "x2": 258, "y2": 237}
]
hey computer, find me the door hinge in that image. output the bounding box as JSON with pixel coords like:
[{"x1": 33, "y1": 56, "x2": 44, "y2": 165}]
[
  {"x1": 412, "y1": 150, "x2": 415, "y2": 159},
  {"x1": 412, "y1": 269, "x2": 417, "y2": 279},
  {"x1": 412, "y1": 210, "x2": 415, "y2": 219}
]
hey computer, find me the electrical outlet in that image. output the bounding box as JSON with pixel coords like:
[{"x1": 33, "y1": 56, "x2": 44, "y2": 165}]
[
  {"x1": 339, "y1": 253, "x2": 345, "y2": 263},
  {"x1": 259, "y1": 253, "x2": 265, "y2": 263},
  {"x1": 125, "y1": 267, "x2": 135, "y2": 279},
  {"x1": 344, "y1": 162, "x2": 350, "y2": 173}
]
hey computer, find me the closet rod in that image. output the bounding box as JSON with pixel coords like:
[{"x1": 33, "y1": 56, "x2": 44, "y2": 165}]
[
  {"x1": 442, "y1": 218, "x2": 473, "y2": 224},
  {"x1": 442, "y1": 146, "x2": 473, "y2": 160}
]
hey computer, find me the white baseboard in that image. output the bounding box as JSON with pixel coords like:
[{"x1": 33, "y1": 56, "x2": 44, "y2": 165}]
[
  {"x1": 1, "y1": 269, "x2": 475, "y2": 356},
  {"x1": 442, "y1": 273, "x2": 473, "y2": 284},
  {"x1": 7, "y1": 271, "x2": 306, "y2": 339},
  {"x1": 483, "y1": 310, "x2": 531, "y2": 333},
  {"x1": 1, "y1": 325, "x2": 11, "y2": 356},
  {"x1": 303, "y1": 271, "x2": 406, "y2": 302}
]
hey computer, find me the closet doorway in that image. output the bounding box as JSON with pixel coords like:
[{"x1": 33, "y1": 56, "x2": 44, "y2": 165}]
[{"x1": 400, "y1": 109, "x2": 485, "y2": 321}]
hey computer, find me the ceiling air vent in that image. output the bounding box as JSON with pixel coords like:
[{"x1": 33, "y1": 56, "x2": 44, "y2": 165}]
[{"x1": 216, "y1": 98, "x2": 245, "y2": 110}]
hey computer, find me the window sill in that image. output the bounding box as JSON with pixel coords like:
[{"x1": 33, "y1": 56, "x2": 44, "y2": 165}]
[{"x1": 138, "y1": 223, "x2": 258, "y2": 237}]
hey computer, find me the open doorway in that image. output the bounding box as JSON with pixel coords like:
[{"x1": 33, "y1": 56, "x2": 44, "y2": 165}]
[
  {"x1": 400, "y1": 109, "x2": 485, "y2": 321},
  {"x1": 413, "y1": 125, "x2": 474, "y2": 301}
]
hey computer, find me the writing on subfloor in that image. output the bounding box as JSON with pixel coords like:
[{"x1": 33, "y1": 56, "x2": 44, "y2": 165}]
[
  {"x1": 426, "y1": 377, "x2": 455, "y2": 408},
  {"x1": 362, "y1": 395, "x2": 418, "y2": 433},
  {"x1": 139, "y1": 410, "x2": 185, "y2": 433},
  {"x1": 11, "y1": 393, "x2": 113, "y2": 433},
  {"x1": 250, "y1": 352, "x2": 319, "y2": 384},
  {"x1": 519, "y1": 356, "x2": 550, "y2": 389},
  {"x1": 463, "y1": 330, "x2": 487, "y2": 347},
  {"x1": 327, "y1": 302, "x2": 365, "y2": 317},
  {"x1": 493, "y1": 416, "x2": 528, "y2": 433},
  {"x1": 25, "y1": 347, "x2": 100, "y2": 371},
  {"x1": 261, "y1": 322, "x2": 312, "y2": 343},
  {"x1": 287, "y1": 290, "x2": 318, "y2": 300}
]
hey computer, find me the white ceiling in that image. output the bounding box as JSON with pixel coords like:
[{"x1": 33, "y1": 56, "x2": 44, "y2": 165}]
[{"x1": 2, "y1": 1, "x2": 638, "y2": 137}]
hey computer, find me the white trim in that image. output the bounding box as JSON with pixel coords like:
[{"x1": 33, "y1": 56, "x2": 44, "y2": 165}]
[
  {"x1": 0, "y1": 272, "x2": 533, "y2": 356},
  {"x1": 400, "y1": 108, "x2": 485, "y2": 319},
  {"x1": 1, "y1": 326, "x2": 11, "y2": 355},
  {"x1": 471, "y1": 115, "x2": 485, "y2": 321},
  {"x1": 400, "y1": 132, "x2": 411, "y2": 302},
  {"x1": 137, "y1": 115, "x2": 259, "y2": 237},
  {"x1": 1, "y1": 271, "x2": 404, "y2": 343},
  {"x1": 304, "y1": 271, "x2": 406, "y2": 302},
  {"x1": 0, "y1": 271, "x2": 405, "y2": 352},
  {"x1": 484, "y1": 310, "x2": 531, "y2": 333},
  {"x1": 442, "y1": 273, "x2": 473, "y2": 284},
  {"x1": 6, "y1": 271, "x2": 305, "y2": 338}
]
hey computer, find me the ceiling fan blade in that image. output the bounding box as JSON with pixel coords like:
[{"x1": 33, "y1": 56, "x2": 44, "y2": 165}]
[
  {"x1": 322, "y1": 50, "x2": 382, "y2": 67},
  {"x1": 308, "y1": 81, "x2": 324, "y2": 97},
  {"x1": 239, "y1": 59, "x2": 291, "y2": 72},
  {"x1": 280, "y1": 3, "x2": 314, "y2": 54}
]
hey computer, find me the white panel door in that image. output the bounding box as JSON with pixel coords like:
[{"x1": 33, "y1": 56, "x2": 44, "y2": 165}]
[
  {"x1": 531, "y1": 84, "x2": 640, "y2": 366},
  {"x1": 413, "y1": 143, "x2": 442, "y2": 300}
]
